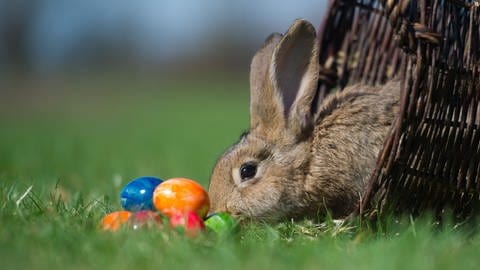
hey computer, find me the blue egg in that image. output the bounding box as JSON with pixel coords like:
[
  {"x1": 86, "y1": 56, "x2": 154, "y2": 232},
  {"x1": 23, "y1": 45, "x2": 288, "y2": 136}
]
[{"x1": 120, "y1": 176, "x2": 163, "y2": 211}]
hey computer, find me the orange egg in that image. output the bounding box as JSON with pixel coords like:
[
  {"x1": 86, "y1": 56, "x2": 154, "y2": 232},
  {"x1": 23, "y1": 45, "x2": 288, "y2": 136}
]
[
  {"x1": 101, "y1": 211, "x2": 132, "y2": 232},
  {"x1": 153, "y1": 178, "x2": 210, "y2": 218}
]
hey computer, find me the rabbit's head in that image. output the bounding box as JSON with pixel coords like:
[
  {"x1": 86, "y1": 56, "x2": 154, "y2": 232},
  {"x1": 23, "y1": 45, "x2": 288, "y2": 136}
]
[{"x1": 208, "y1": 20, "x2": 320, "y2": 222}]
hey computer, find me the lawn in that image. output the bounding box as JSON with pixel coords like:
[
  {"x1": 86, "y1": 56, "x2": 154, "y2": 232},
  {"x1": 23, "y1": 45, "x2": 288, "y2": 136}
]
[{"x1": 1, "y1": 74, "x2": 480, "y2": 270}]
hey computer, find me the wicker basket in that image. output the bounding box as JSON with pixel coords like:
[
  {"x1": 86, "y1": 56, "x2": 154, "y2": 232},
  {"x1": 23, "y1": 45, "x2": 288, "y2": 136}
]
[{"x1": 316, "y1": 0, "x2": 480, "y2": 218}]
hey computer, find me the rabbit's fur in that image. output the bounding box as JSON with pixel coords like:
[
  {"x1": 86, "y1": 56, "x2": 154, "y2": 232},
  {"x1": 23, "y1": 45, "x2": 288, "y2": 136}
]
[{"x1": 208, "y1": 19, "x2": 400, "y2": 222}]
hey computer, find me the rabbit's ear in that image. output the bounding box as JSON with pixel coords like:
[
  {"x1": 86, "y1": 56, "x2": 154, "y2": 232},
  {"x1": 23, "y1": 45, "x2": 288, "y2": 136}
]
[
  {"x1": 271, "y1": 19, "x2": 319, "y2": 140},
  {"x1": 249, "y1": 32, "x2": 284, "y2": 134}
]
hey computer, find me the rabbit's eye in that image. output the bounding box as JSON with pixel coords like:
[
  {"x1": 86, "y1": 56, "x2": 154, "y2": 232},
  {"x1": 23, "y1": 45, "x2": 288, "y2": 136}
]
[{"x1": 240, "y1": 162, "x2": 257, "y2": 181}]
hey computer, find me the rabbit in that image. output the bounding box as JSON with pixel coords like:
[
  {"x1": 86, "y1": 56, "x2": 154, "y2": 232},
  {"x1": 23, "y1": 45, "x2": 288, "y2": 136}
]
[{"x1": 208, "y1": 19, "x2": 400, "y2": 222}]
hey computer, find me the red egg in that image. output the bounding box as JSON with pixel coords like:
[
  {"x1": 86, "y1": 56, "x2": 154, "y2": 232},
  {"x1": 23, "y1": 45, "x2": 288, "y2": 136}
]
[{"x1": 169, "y1": 211, "x2": 205, "y2": 237}]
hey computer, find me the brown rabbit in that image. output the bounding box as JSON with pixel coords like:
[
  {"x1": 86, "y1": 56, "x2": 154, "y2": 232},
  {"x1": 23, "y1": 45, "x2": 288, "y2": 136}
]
[{"x1": 208, "y1": 19, "x2": 400, "y2": 222}]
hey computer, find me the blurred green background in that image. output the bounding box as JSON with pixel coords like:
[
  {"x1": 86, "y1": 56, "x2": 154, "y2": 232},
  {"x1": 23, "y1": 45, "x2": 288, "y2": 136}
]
[{"x1": 0, "y1": 75, "x2": 249, "y2": 201}]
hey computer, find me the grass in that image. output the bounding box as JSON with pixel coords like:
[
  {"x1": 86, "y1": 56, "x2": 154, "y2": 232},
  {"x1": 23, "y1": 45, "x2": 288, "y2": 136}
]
[{"x1": 1, "y1": 74, "x2": 480, "y2": 270}]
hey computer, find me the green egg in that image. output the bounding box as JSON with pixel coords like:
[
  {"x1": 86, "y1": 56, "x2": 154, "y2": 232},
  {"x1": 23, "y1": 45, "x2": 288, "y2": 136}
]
[{"x1": 204, "y1": 212, "x2": 239, "y2": 235}]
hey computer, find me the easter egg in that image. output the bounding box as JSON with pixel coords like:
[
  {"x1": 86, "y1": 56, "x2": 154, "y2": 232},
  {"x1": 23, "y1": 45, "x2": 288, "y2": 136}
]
[
  {"x1": 170, "y1": 211, "x2": 205, "y2": 236},
  {"x1": 120, "y1": 176, "x2": 163, "y2": 211},
  {"x1": 153, "y1": 178, "x2": 210, "y2": 218},
  {"x1": 101, "y1": 211, "x2": 132, "y2": 232},
  {"x1": 128, "y1": 210, "x2": 163, "y2": 230},
  {"x1": 204, "y1": 212, "x2": 238, "y2": 235}
]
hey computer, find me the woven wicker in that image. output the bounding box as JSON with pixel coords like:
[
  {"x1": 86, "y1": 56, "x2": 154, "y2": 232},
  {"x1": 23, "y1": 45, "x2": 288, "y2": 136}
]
[{"x1": 316, "y1": 0, "x2": 480, "y2": 218}]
